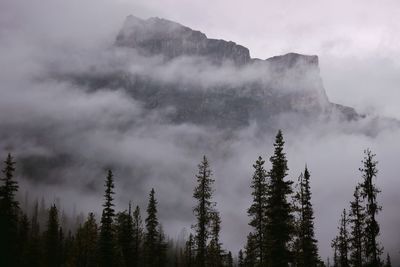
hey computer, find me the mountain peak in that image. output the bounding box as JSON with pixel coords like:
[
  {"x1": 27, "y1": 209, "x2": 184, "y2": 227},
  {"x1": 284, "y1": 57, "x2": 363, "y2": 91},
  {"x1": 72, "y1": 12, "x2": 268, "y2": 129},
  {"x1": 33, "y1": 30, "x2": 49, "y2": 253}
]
[
  {"x1": 106, "y1": 16, "x2": 359, "y2": 126},
  {"x1": 266, "y1": 53, "x2": 319, "y2": 68},
  {"x1": 115, "y1": 15, "x2": 251, "y2": 65}
]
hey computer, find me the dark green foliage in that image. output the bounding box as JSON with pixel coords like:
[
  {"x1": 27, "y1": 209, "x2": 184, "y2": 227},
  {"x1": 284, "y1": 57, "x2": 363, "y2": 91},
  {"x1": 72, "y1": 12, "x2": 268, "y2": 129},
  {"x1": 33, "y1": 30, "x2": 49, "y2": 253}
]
[
  {"x1": 349, "y1": 186, "x2": 365, "y2": 267},
  {"x1": 0, "y1": 153, "x2": 19, "y2": 266},
  {"x1": 98, "y1": 170, "x2": 117, "y2": 267},
  {"x1": 265, "y1": 130, "x2": 294, "y2": 267},
  {"x1": 1, "y1": 146, "x2": 398, "y2": 267},
  {"x1": 244, "y1": 233, "x2": 257, "y2": 267},
  {"x1": 74, "y1": 212, "x2": 98, "y2": 267},
  {"x1": 193, "y1": 156, "x2": 215, "y2": 267},
  {"x1": 144, "y1": 188, "x2": 161, "y2": 267},
  {"x1": 359, "y1": 149, "x2": 382, "y2": 266},
  {"x1": 294, "y1": 167, "x2": 320, "y2": 267},
  {"x1": 225, "y1": 251, "x2": 233, "y2": 267},
  {"x1": 247, "y1": 156, "x2": 268, "y2": 266},
  {"x1": 331, "y1": 237, "x2": 339, "y2": 267},
  {"x1": 44, "y1": 204, "x2": 62, "y2": 267},
  {"x1": 0, "y1": 154, "x2": 19, "y2": 211},
  {"x1": 116, "y1": 208, "x2": 135, "y2": 267},
  {"x1": 207, "y1": 211, "x2": 223, "y2": 267}
]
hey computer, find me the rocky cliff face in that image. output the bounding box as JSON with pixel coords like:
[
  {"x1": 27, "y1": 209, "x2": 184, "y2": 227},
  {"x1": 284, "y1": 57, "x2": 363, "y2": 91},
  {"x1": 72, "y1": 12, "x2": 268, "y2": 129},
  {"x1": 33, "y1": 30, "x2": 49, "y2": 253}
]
[
  {"x1": 72, "y1": 15, "x2": 358, "y2": 129},
  {"x1": 116, "y1": 15, "x2": 251, "y2": 65}
]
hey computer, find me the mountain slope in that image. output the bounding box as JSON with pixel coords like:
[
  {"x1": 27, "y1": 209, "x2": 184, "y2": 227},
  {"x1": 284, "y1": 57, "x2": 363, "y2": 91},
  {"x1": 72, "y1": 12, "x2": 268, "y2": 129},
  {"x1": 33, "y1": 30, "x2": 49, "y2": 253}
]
[{"x1": 70, "y1": 15, "x2": 359, "y2": 129}]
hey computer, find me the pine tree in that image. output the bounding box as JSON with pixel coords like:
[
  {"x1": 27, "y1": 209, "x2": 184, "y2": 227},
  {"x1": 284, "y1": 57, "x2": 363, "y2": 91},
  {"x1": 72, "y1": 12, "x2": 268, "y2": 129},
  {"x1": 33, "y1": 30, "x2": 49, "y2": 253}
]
[
  {"x1": 244, "y1": 233, "x2": 257, "y2": 267},
  {"x1": 184, "y1": 233, "x2": 195, "y2": 267},
  {"x1": 116, "y1": 208, "x2": 135, "y2": 267},
  {"x1": 74, "y1": 212, "x2": 98, "y2": 267},
  {"x1": 295, "y1": 167, "x2": 320, "y2": 267},
  {"x1": 247, "y1": 156, "x2": 268, "y2": 266},
  {"x1": 265, "y1": 130, "x2": 294, "y2": 267},
  {"x1": 0, "y1": 153, "x2": 19, "y2": 266},
  {"x1": 193, "y1": 156, "x2": 215, "y2": 267},
  {"x1": 225, "y1": 251, "x2": 233, "y2": 267},
  {"x1": 207, "y1": 211, "x2": 223, "y2": 267},
  {"x1": 144, "y1": 188, "x2": 160, "y2": 267},
  {"x1": 44, "y1": 204, "x2": 62, "y2": 267},
  {"x1": 349, "y1": 186, "x2": 365, "y2": 267},
  {"x1": 98, "y1": 170, "x2": 117, "y2": 267},
  {"x1": 238, "y1": 250, "x2": 244, "y2": 267},
  {"x1": 331, "y1": 237, "x2": 339, "y2": 267},
  {"x1": 336, "y1": 209, "x2": 350, "y2": 267},
  {"x1": 359, "y1": 149, "x2": 382, "y2": 266},
  {"x1": 132, "y1": 205, "x2": 144, "y2": 267}
]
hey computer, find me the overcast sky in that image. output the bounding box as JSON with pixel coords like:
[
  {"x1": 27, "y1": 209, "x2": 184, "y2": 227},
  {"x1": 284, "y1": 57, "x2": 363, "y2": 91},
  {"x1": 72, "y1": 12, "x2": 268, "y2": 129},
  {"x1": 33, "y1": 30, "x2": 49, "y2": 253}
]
[{"x1": 1, "y1": 0, "x2": 400, "y2": 262}]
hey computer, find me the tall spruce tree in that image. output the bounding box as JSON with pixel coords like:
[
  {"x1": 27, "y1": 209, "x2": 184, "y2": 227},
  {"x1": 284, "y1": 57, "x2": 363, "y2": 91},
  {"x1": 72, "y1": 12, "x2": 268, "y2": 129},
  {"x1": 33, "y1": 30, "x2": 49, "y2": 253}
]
[
  {"x1": 0, "y1": 153, "x2": 19, "y2": 267},
  {"x1": 193, "y1": 156, "x2": 215, "y2": 267},
  {"x1": 132, "y1": 205, "x2": 144, "y2": 267},
  {"x1": 247, "y1": 156, "x2": 268, "y2": 266},
  {"x1": 295, "y1": 167, "x2": 320, "y2": 267},
  {"x1": 359, "y1": 149, "x2": 382, "y2": 266},
  {"x1": 98, "y1": 170, "x2": 116, "y2": 267},
  {"x1": 349, "y1": 186, "x2": 365, "y2": 267},
  {"x1": 44, "y1": 204, "x2": 62, "y2": 267},
  {"x1": 144, "y1": 188, "x2": 160, "y2": 267},
  {"x1": 337, "y1": 209, "x2": 350, "y2": 267},
  {"x1": 265, "y1": 130, "x2": 294, "y2": 267}
]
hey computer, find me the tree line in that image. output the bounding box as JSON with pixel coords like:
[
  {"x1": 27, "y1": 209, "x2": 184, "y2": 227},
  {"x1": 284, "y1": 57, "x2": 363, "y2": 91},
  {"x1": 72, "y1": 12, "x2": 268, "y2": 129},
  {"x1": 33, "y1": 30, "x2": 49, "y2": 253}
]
[
  {"x1": 329, "y1": 149, "x2": 392, "y2": 267},
  {"x1": 0, "y1": 130, "x2": 395, "y2": 266}
]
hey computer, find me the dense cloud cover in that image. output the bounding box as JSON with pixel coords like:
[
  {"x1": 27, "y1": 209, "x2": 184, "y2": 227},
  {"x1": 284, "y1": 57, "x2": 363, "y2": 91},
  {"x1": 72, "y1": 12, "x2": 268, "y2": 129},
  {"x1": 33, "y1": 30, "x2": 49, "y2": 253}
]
[{"x1": 1, "y1": 0, "x2": 400, "y2": 262}]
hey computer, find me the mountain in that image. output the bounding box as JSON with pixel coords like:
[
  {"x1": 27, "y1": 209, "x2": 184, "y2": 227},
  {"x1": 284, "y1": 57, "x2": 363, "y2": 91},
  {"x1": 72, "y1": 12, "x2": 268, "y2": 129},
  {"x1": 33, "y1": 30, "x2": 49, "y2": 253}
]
[
  {"x1": 115, "y1": 15, "x2": 252, "y2": 65},
  {"x1": 71, "y1": 15, "x2": 359, "y2": 129}
]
